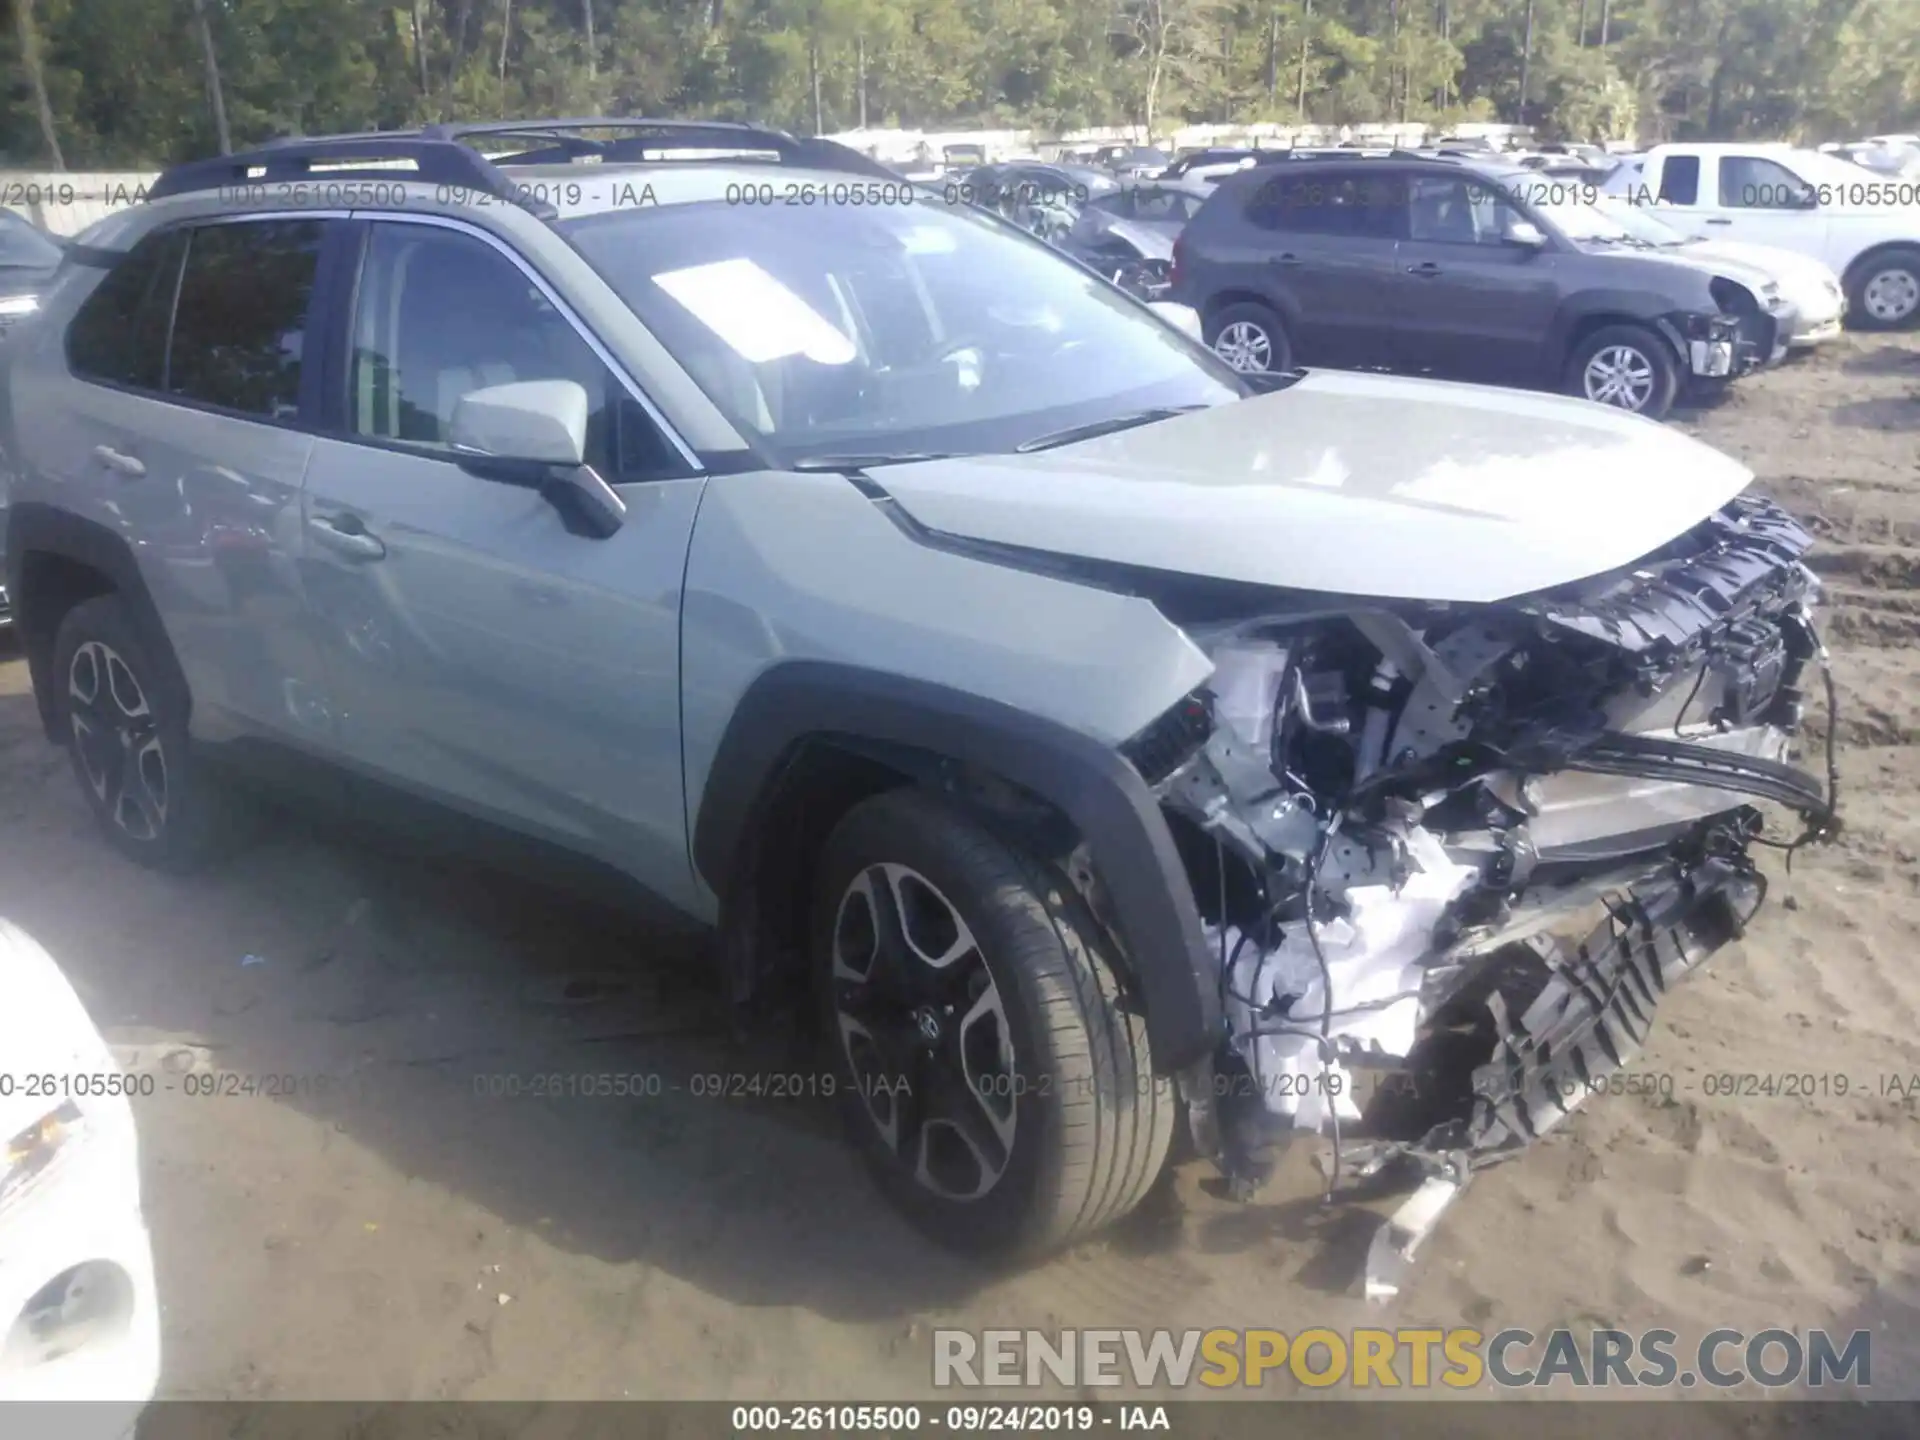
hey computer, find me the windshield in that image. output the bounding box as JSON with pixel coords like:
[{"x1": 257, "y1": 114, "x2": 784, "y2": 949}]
[
  {"x1": 561, "y1": 195, "x2": 1242, "y2": 465},
  {"x1": 1532, "y1": 194, "x2": 1685, "y2": 246}
]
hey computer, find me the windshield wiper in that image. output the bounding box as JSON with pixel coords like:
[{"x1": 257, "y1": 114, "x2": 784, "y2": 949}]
[
  {"x1": 1013, "y1": 403, "x2": 1209, "y2": 454},
  {"x1": 791, "y1": 452, "x2": 958, "y2": 471}
]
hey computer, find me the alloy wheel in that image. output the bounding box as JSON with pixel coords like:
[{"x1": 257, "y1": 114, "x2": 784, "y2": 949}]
[
  {"x1": 1214, "y1": 320, "x2": 1273, "y2": 373},
  {"x1": 1582, "y1": 345, "x2": 1657, "y2": 410},
  {"x1": 830, "y1": 862, "x2": 1018, "y2": 1201},
  {"x1": 1862, "y1": 267, "x2": 1920, "y2": 324},
  {"x1": 67, "y1": 640, "x2": 168, "y2": 842}
]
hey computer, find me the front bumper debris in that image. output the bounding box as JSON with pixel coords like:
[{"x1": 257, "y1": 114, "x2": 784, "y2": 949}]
[
  {"x1": 1689, "y1": 337, "x2": 1735, "y2": 377},
  {"x1": 1351, "y1": 847, "x2": 1764, "y2": 1300}
]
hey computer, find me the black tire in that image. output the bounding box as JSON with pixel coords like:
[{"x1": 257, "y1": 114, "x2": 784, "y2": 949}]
[
  {"x1": 811, "y1": 789, "x2": 1176, "y2": 1259},
  {"x1": 1845, "y1": 248, "x2": 1920, "y2": 332},
  {"x1": 51, "y1": 594, "x2": 244, "y2": 871},
  {"x1": 1205, "y1": 300, "x2": 1293, "y2": 373},
  {"x1": 1563, "y1": 324, "x2": 1680, "y2": 420}
]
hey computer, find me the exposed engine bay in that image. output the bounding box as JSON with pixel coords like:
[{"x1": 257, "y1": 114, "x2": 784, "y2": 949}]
[{"x1": 1125, "y1": 493, "x2": 1839, "y2": 1297}]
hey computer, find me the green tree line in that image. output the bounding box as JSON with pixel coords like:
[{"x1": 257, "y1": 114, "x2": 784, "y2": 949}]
[{"x1": 3, "y1": 0, "x2": 1917, "y2": 168}]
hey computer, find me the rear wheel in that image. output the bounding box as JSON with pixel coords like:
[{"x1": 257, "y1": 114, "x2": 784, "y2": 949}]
[
  {"x1": 812, "y1": 790, "x2": 1176, "y2": 1259},
  {"x1": 51, "y1": 595, "x2": 244, "y2": 871},
  {"x1": 1564, "y1": 324, "x2": 1680, "y2": 419},
  {"x1": 1847, "y1": 248, "x2": 1920, "y2": 331},
  {"x1": 1206, "y1": 301, "x2": 1293, "y2": 373}
]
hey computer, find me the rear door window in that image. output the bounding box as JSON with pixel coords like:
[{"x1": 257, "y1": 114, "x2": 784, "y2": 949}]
[
  {"x1": 1248, "y1": 172, "x2": 1403, "y2": 238},
  {"x1": 65, "y1": 228, "x2": 188, "y2": 391},
  {"x1": 166, "y1": 219, "x2": 328, "y2": 420}
]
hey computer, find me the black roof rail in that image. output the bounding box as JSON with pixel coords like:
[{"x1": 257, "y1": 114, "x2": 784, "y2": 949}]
[
  {"x1": 420, "y1": 117, "x2": 902, "y2": 179},
  {"x1": 147, "y1": 135, "x2": 558, "y2": 217},
  {"x1": 1265, "y1": 147, "x2": 1440, "y2": 162},
  {"x1": 149, "y1": 116, "x2": 902, "y2": 211}
]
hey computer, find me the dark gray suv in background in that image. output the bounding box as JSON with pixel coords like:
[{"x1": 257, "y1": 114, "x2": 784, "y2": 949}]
[{"x1": 1172, "y1": 152, "x2": 1791, "y2": 419}]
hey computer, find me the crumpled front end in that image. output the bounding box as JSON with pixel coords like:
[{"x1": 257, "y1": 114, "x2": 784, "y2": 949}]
[{"x1": 1126, "y1": 493, "x2": 1837, "y2": 1294}]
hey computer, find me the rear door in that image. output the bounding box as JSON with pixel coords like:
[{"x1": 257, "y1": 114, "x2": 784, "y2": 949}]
[
  {"x1": 1390, "y1": 174, "x2": 1563, "y2": 383},
  {"x1": 23, "y1": 215, "x2": 342, "y2": 748},
  {"x1": 1233, "y1": 168, "x2": 1403, "y2": 367},
  {"x1": 294, "y1": 215, "x2": 708, "y2": 908}
]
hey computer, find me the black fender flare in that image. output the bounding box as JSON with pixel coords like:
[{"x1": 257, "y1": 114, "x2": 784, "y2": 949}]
[
  {"x1": 1199, "y1": 285, "x2": 1301, "y2": 342},
  {"x1": 692, "y1": 662, "x2": 1221, "y2": 1070},
  {"x1": 1548, "y1": 291, "x2": 1687, "y2": 370},
  {"x1": 4, "y1": 501, "x2": 184, "y2": 743}
]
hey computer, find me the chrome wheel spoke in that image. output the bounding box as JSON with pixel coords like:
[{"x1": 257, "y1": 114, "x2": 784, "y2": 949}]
[
  {"x1": 1585, "y1": 346, "x2": 1654, "y2": 410},
  {"x1": 1865, "y1": 270, "x2": 1918, "y2": 321},
  {"x1": 830, "y1": 860, "x2": 1016, "y2": 1202},
  {"x1": 66, "y1": 639, "x2": 167, "y2": 842},
  {"x1": 916, "y1": 1058, "x2": 1012, "y2": 1201},
  {"x1": 1215, "y1": 321, "x2": 1272, "y2": 373}
]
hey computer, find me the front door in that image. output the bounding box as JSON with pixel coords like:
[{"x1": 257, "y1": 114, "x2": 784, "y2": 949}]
[
  {"x1": 296, "y1": 216, "x2": 708, "y2": 910},
  {"x1": 1708, "y1": 153, "x2": 1833, "y2": 255}
]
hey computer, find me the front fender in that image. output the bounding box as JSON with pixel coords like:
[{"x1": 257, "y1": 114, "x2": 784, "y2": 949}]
[{"x1": 693, "y1": 661, "x2": 1222, "y2": 1071}]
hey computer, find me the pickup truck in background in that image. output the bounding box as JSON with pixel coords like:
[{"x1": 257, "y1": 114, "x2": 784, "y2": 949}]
[{"x1": 1604, "y1": 142, "x2": 1920, "y2": 329}]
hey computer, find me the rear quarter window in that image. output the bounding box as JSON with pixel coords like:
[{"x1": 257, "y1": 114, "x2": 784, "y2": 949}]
[{"x1": 65, "y1": 229, "x2": 187, "y2": 391}]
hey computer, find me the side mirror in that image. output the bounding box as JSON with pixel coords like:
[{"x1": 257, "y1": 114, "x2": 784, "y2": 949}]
[
  {"x1": 450, "y1": 379, "x2": 588, "y2": 468},
  {"x1": 1507, "y1": 220, "x2": 1549, "y2": 248},
  {"x1": 448, "y1": 380, "x2": 627, "y2": 539},
  {"x1": 1795, "y1": 187, "x2": 1820, "y2": 210}
]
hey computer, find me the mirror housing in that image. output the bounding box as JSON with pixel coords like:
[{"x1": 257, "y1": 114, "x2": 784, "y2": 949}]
[
  {"x1": 449, "y1": 380, "x2": 589, "y2": 468},
  {"x1": 448, "y1": 379, "x2": 626, "y2": 539},
  {"x1": 1794, "y1": 186, "x2": 1820, "y2": 210},
  {"x1": 1507, "y1": 220, "x2": 1549, "y2": 248}
]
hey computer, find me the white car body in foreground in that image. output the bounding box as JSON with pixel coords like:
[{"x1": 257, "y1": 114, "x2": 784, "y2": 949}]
[{"x1": 0, "y1": 919, "x2": 158, "y2": 1427}]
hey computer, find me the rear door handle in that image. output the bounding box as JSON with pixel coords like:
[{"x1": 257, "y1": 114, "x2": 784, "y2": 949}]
[
  {"x1": 307, "y1": 514, "x2": 387, "y2": 561},
  {"x1": 1705, "y1": 217, "x2": 1733, "y2": 225},
  {"x1": 1406, "y1": 262, "x2": 1443, "y2": 278},
  {"x1": 1269, "y1": 252, "x2": 1303, "y2": 266},
  {"x1": 92, "y1": 445, "x2": 146, "y2": 478}
]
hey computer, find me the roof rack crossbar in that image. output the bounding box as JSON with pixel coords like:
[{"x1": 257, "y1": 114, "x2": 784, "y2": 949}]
[
  {"x1": 147, "y1": 135, "x2": 556, "y2": 216},
  {"x1": 421, "y1": 117, "x2": 902, "y2": 179},
  {"x1": 150, "y1": 116, "x2": 906, "y2": 208}
]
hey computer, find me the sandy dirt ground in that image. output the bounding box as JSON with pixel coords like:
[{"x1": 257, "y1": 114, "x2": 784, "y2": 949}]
[{"x1": 3, "y1": 333, "x2": 1920, "y2": 1408}]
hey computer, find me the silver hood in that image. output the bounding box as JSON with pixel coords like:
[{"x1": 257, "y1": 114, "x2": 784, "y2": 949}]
[{"x1": 873, "y1": 369, "x2": 1756, "y2": 604}]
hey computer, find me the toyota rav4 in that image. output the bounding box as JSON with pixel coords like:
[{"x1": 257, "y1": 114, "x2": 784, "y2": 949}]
[{"x1": 0, "y1": 120, "x2": 1839, "y2": 1290}]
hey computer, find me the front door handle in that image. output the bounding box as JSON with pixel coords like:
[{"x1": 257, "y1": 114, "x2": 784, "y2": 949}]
[
  {"x1": 1705, "y1": 217, "x2": 1733, "y2": 225},
  {"x1": 307, "y1": 515, "x2": 387, "y2": 561},
  {"x1": 92, "y1": 445, "x2": 146, "y2": 478},
  {"x1": 1270, "y1": 252, "x2": 1303, "y2": 266},
  {"x1": 1406, "y1": 262, "x2": 1443, "y2": 278}
]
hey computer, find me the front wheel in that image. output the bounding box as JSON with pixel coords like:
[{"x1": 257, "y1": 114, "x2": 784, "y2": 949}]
[
  {"x1": 1564, "y1": 325, "x2": 1680, "y2": 419},
  {"x1": 812, "y1": 790, "x2": 1176, "y2": 1259},
  {"x1": 1205, "y1": 301, "x2": 1293, "y2": 374},
  {"x1": 1847, "y1": 249, "x2": 1920, "y2": 331}
]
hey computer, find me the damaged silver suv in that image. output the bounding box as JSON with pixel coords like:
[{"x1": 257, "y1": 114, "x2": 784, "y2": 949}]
[{"x1": 0, "y1": 120, "x2": 1838, "y2": 1288}]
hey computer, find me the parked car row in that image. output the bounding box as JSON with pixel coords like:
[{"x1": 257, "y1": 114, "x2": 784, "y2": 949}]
[
  {"x1": 935, "y1": 136, "x2": 1897, "y2": 419},
  {"x1": 1166, "y1": 150, "x2": 1805, "y2": 419}
]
